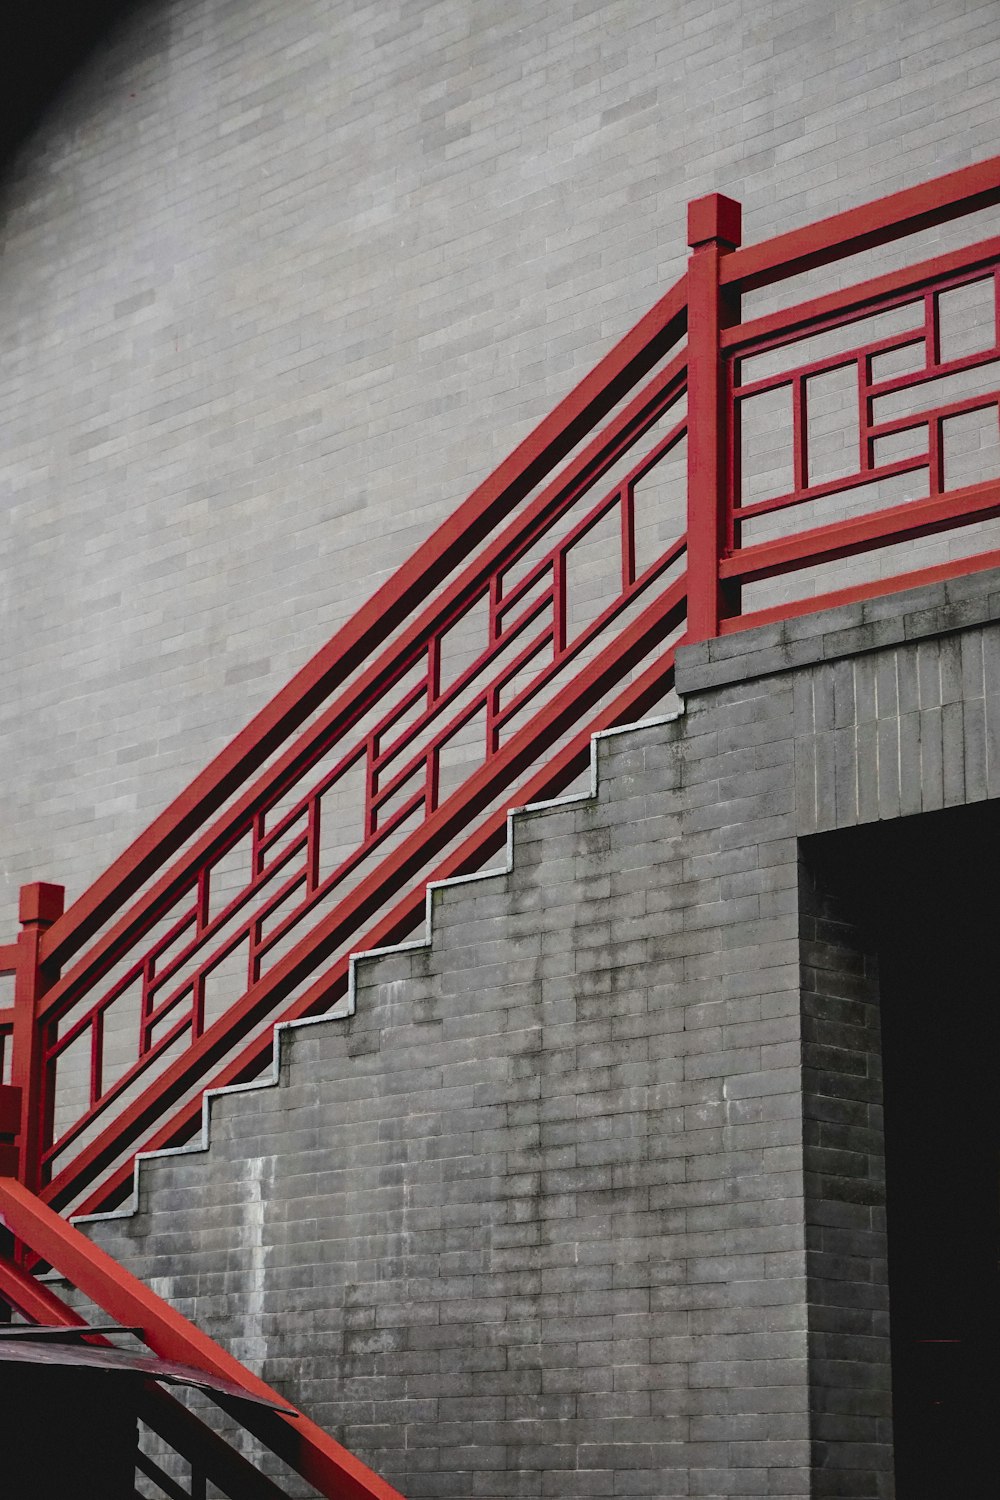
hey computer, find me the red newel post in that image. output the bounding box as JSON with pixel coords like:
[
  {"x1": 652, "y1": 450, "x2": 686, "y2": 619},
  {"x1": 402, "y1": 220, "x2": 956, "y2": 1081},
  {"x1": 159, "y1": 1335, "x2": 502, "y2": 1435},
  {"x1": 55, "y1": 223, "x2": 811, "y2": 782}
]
[
  {"x1": 685, "y1": 191, "x2": 742, "y2": 642},
  {"x1": 10, "y1": 882, "x2": 64, "y2": 1194}
]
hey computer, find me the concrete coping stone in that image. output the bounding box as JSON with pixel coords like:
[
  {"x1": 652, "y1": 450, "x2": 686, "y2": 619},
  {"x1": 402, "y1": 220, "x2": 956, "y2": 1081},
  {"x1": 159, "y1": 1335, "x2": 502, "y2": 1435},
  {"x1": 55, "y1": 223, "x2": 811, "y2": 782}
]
[{"x1": 675, "y1": 566, "x2": 1000, "y2": 696}]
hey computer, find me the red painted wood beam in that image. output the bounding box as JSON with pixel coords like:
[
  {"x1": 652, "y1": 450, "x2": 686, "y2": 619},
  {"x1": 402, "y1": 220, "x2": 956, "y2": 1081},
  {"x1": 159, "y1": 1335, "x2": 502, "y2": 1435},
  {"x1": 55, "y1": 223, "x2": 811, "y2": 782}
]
[
  {"x1": 0, "y1": 1178, "x2": 407, "y2": 1500},
  {"x1": 39, "y1": 352, "x2": 687, "y2": 1019},
  {"x1": 719, "y1": 546, "x2": 1000, "y2": 637},
  {"x1": 39, "y1": 280, "x2": 688, "y2": 973},
  {"x1": 0, "y1": 1238, "x2": 302, "y2": 1500},
  {"x1": 0, "y1": 1243, "x2": 90, "y2": 1324},
  {"x1": 723, "y1": 153, "x2": 1000, "y2": 292},
  {"x1": 56, "y1": 601, "x2": 685, "y2": 1217},
  {"x1": 723, "y1": 235, "x2": 1000, "y2": 354},
  {"x1": 720, "y1": 477, "x2": 1000, "y2": 583}
]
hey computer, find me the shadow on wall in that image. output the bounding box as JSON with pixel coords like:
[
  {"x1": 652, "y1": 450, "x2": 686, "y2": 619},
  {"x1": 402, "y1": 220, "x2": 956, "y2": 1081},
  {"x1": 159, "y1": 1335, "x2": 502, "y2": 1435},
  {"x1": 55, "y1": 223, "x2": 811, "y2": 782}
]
[{"x1": 0, "y1": 0, "x2": 150, "y2": 168}]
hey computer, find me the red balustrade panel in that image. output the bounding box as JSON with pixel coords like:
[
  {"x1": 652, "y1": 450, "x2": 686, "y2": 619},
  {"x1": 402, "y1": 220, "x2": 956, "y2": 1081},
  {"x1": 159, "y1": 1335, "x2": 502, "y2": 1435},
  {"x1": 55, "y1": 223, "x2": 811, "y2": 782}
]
[
  {"x1": 36, "y1": 346, "x2": 690, "y2": 1215},
  {"x1": 723, "y1": 238, "x2": 1000, "y2": 618},
  {"x1": 8, "y1": 152, "x2": 1000, "y2": 1218}
]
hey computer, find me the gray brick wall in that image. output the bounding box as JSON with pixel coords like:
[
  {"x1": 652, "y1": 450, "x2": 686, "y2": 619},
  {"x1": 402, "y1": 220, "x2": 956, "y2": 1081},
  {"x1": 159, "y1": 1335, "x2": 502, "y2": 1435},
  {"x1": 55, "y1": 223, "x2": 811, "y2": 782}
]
[
  {"x1": 79, "y1": 567, "x2": 1000, "y2": 1497},
  {"x1": 88, "y1": 693, "x2": 813, "y2": 1498},
  {"x1": 3, "y1": 0, "x2": 1000, "y2": 930}
]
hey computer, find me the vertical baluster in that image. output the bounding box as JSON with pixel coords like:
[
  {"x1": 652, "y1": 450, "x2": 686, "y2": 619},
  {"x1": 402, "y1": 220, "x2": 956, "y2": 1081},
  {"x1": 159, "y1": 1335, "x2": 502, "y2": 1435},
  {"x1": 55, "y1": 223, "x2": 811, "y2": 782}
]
[
  {"x1": 0, "y1": 1047, "x2": 18, "y2": 1180},
  {"x1": 553, "y1": 548, "x2": 568, "y2": 657},
  {"x1": 90, "y1": 1007, "x2": 104, "y2": 1108},
  {"x1": 247, "y1": 810, "x2": 266, "y2": 989},
  {"x1": 925, "y1": 290, "x2": 945, "y2": 494},
  {"x1": 486, "y1": 684, "x2": 500, "y2": 758},
  {"x1": 426, "y1": 632, "x2": 441, "y2": 702},
  {"x1": 859, "y1": 351, "x2": 872, "y2": 477},
  {"x1": 306, "y1": 793, "x2": 321, "y2": 894},
  {"x1": 488, "y1": 572, "x2": 502, "y2": 644},
  {"x1": 363, "y1": 732, "x2": 379, "y2": 841},
  {"x1": 792, "y1": 374, "x2": 809, "y2": 495},
  {"x1": 426, "y1": 634, "x2": 442, "y2": 805},
  {"x1": 685, "y1": 191, "x2": 742, "y2": 641},
  {"x1": 928, "y1": 415, "x2": 944, "y2": 495},
  {"x1": 426, "y1": 743, "x2": 440, "y2": 812},
  {"x1": 925, "y1": 288, "x2": 941, "y2": 368},
  {"x1": 620, "y1": 483, "x2": 636, "y2": 592},
  {"x1": 140, "y1": 955, "x2": 155, "y2": 1054},
  {"x1": 10, "y1": 882, "x2": 64, "y2": 1196}
]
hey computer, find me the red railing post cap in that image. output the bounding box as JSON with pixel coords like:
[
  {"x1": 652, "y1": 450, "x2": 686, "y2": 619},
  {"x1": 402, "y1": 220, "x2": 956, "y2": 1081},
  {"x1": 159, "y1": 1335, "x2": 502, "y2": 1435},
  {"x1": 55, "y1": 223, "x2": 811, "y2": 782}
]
[
  {"x1": 687, "y1": 192, "x2": 742, "y2": 250},
  {"x1": 19, "y1": 882, "x2": 65, "y2": 928}
]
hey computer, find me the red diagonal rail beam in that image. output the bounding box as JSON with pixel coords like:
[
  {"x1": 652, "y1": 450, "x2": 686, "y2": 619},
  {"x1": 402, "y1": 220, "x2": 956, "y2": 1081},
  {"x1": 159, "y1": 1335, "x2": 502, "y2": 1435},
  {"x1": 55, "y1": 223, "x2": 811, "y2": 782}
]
[
  {"x1": 39, "y1": 282, "x2": 689, "y2": 973},
  {"x1": 723, "y1": 153, "x2": 1000, "y2": 292},
  {"x1": 0, "y1": 1239, "x2": 92, "y2": 1323},
  {"x1": 30, "y1": 152, "x2": 1000, "y2": 978},
  {"x1": 723, "y1": 235, "x2": 1000, "y2": 354},
  {"x1": 0, "y1": 1177, "x2": 406, "y2": 1500},
  {"x1": 38, "y1": 350, "x2": 687, "y2": 1018},
  {"x1": 46, "y1": 576, "x2": 687, "y2": 1215},
  {"x1": 721, "y1": 477, "x2": 1000, "y2": 584},
  {"x1": 0, "y1": 1241, "x2": 297, "y2": 1500},
  {"x1": 720, "y1": 546, "x2": 1000, "y2": 638},
  {"x1": 10, "y1": 151, "x2": 1000, "y2": 1221}
]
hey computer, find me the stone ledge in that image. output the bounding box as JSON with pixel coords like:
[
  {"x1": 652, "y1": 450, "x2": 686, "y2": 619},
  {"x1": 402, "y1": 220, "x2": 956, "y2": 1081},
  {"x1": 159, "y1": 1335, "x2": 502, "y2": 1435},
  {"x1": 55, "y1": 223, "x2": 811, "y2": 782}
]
[{"x1": 675, "y1": 565, "x2": 1000, "y2": 696}]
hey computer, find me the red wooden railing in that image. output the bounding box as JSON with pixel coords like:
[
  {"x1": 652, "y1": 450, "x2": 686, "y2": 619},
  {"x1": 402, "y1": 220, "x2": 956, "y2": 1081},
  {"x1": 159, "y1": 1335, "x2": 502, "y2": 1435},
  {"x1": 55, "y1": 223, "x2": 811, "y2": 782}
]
[
  {"x1": 0, "y1": 1176, "x2": 405, "y2": 1499},
  {"x1": 2, "y1": 155, "x2": 1000, "y2": 1219}
]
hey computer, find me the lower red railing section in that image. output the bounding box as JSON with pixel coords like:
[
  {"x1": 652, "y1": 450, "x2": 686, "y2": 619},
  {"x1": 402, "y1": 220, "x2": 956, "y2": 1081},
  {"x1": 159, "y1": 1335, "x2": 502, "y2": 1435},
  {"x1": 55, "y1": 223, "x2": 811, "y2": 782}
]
[
  {"x1": 3, "y1": 153, "x2": 1000, "y2": 1218},
  {"x1": 4, "y1": 280, "x2": 692, "y2": 1218},
  {"x1": 0, "y1": 1176, "x2": 405, "y2": 1500}
]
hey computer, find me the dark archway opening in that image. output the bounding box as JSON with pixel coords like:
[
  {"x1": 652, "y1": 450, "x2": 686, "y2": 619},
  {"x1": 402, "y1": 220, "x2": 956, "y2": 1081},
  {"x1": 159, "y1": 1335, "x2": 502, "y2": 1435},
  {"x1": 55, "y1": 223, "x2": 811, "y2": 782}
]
[{"x1": 808, "y1": 802, "x2": 999, "y2": 1497}]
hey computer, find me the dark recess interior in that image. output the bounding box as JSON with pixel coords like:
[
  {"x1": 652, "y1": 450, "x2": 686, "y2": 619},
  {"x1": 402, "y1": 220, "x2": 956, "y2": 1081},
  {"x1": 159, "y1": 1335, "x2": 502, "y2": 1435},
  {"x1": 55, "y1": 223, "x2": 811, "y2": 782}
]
[{"x1": 813, "y1": 802, "x2": 999, "y2": 1497}]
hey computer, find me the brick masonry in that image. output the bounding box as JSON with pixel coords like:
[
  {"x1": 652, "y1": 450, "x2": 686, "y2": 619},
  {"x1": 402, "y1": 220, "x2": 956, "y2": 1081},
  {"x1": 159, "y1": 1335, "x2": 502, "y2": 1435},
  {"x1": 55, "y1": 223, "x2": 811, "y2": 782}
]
[
  {"x1": 4, "y1": 0, "x2": 1000, "y2": 931},
  {"x1": 79, "y1": 565, "x2": 1000, "y2": 1498},
  {"x1": 799, "y1": 859, "x2": 887, "y2": 1500}
]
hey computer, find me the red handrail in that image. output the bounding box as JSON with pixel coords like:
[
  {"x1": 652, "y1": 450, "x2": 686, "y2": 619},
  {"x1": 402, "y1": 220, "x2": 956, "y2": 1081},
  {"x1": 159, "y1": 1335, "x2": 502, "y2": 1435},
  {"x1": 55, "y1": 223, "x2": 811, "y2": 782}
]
[
  {"x1": 0, "y1": 1176, "x2": 406, "y2": 1500},
  {"x1": 38, "y1": 284, "x2": 691, "y2": 978},
  {"x1": 32, "y1": 334, "x2": 691, "y2": 1214},
  {"x1": 49, "y1": 586, "x2": 687, "y2": 1216},
  {"x1": 722, "y1": 154, "x2": 1000, "y2": 291},
  {"x1": 5, "y1": 154, "x2": 1000, "y2": 1217},
  {"x1": 39, "y1": 155, "x2": 1000, "y2": 978}
]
